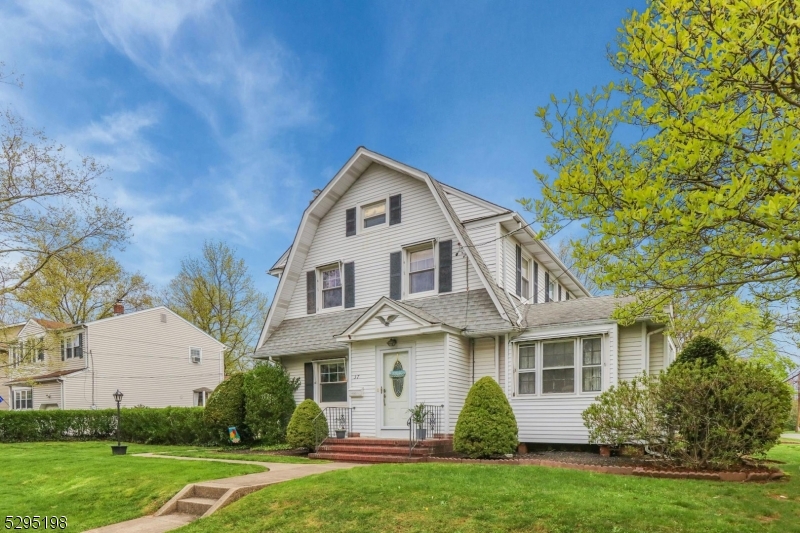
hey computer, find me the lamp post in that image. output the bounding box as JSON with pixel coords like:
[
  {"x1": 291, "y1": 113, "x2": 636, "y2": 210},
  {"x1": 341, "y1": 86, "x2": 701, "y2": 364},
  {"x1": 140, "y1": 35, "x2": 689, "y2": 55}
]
[{"x1": 111, "y1": 389, "x2": 127, "y2": 455}]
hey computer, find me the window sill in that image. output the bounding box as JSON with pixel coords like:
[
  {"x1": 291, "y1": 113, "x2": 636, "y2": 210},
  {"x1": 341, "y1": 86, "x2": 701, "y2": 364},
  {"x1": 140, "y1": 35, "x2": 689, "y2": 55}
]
[{"x1": 404, "y1": 290, "x2": 436, "y2": 300}]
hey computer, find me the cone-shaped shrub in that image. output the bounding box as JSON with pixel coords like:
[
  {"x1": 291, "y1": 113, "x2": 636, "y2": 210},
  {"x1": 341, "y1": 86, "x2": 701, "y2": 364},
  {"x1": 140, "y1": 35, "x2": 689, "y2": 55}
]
[
  {"x1": 286, "y1": 399, "x2": 328, "y2": 450},
  {"x1": 676, "y1": 336, "x2": 730, "y2": 367},
  {"x1": 454, "y1": 376, "x2": 518, "y2": 458}
]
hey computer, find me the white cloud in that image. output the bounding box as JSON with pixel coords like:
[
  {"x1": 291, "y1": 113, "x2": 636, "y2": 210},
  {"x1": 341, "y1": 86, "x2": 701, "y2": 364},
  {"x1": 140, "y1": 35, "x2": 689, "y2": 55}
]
[{"x1": 73, "y1": 106, "x2": 160, "y2": 172}]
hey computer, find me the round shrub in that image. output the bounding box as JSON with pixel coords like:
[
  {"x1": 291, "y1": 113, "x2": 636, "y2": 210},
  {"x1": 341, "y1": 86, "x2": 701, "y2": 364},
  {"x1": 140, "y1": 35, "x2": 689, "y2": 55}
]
[
  {"x1": 582, "y1": 372, "x2": 666, "y2": 451},
  {"x1": 204, "y1": 373, "x2": 249, "y2": 443},
  {"x1": 286, "y1": 399, "x2": 327, "y2": 450},
  {"x1": 243, "y1": 362, "x2": 299, "y2": 445},
  {"x1": 676, "y1": 336, "x2": 730, "y2": 367},
  {"x1": 659, "y1": 357, "x2": 792, "y2": 468},
  {"x1": 454, "y1": 376, "x2": 518, "y2": 458}
]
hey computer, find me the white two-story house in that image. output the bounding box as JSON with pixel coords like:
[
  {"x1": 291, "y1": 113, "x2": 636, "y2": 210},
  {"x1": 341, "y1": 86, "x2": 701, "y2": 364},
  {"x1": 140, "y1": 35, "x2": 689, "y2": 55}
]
[
  {"x1": 254, "y1": 147, "x2": 674, "y2": 444},
  {"x1": 3, "y1": 306, "x2": 225, "y2": 411}
]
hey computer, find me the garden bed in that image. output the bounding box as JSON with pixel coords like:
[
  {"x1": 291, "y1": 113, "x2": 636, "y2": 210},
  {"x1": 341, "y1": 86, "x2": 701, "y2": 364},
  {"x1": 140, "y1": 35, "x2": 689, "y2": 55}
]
[{"x1": 429, "y1": 450, "x2": 784, "y2": 482}]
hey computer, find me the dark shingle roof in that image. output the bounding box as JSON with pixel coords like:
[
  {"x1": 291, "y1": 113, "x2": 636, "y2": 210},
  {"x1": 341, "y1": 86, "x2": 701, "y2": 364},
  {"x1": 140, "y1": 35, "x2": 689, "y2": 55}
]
[
  {"x1": 5, "y1": 367, "x2": 84, "y2": 385},
  {"x1": 255, "y1": 289, "x2": 511, "y2": 358},
  {"x1": 523, "y1": 295, "x2": 635, "y2": 328}
]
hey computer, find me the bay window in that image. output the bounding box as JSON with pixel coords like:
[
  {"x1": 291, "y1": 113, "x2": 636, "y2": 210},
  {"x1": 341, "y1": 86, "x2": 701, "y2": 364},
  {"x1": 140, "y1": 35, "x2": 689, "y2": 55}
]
[
  {"x1": 516, "y1": 336, "x2": 603, "y2": 396},
  {"x1": 542, "y1": 341, "x2": 575, "y2": 393},
  {"x1": 13, "y1": 389, "x2": 32, "y2": 410}
]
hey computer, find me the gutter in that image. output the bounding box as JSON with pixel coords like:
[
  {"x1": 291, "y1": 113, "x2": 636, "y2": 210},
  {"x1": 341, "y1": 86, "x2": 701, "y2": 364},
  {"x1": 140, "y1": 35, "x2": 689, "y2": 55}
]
[{"x1": 503, "y1": 287, "x2": 524, "y2": 327}]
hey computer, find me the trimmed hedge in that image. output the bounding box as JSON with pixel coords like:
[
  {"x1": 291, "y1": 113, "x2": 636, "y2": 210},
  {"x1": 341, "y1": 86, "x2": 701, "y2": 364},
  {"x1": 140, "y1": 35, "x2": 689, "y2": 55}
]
[
  {"x1": 243, "y1": 363, "x2": 299, "y2": 445},
  {"x1": 286, "y1": 399, "x2": 327, "y2": 450},
  {"x1": 676, "y1": 336, "x2": 730, "y2": 367},
  {"x1": 454, "y1": 377, "x2": 518, "y2": 458},
  {"x1": 0, "y1": 407, "x2": 219, "y2": 445}
]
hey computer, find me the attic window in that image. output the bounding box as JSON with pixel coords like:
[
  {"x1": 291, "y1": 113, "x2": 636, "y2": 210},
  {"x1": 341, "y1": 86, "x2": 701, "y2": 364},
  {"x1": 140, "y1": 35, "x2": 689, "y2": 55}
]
[{"x1": 362, "y1": 200, "x2": 386, "y2": 228}]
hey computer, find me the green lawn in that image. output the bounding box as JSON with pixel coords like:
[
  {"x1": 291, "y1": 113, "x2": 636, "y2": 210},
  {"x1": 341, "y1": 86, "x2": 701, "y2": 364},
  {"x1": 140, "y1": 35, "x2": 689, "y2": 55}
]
[
  {"x1": 0, "y1": 442, "x2": 263, "y2": 532},
  {"x1": 177, "y1": 445, "x2": 800, "y2": 533},
  {"x1": 155, "y1": 449, "x2": 329, "y2": 464}
]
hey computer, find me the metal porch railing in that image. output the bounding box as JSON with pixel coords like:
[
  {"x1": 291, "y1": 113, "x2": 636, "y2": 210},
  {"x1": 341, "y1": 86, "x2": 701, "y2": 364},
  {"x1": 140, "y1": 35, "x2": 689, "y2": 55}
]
[
  {"x1": 407, "y1": 404, "x2": 444, "y2": 456},
  {"x1": 312, "y1": 406, "x2": 355, "y2": 451}
]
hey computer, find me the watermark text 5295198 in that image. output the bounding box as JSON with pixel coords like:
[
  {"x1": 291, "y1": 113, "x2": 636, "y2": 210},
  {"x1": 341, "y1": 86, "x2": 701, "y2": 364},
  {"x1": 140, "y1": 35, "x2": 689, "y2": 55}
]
[{"x1": 4, "y1": 516, "x2": 67, "y2": 530}]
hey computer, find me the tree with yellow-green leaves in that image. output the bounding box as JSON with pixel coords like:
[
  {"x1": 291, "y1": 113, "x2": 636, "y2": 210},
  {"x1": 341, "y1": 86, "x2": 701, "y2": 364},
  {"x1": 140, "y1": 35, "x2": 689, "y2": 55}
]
[
  {"x1": 13, "y1": 244, "x2": 154, "y2": 324},
  {"x1": 523, "y1": 0, "x2": 800, "y2": 341}
]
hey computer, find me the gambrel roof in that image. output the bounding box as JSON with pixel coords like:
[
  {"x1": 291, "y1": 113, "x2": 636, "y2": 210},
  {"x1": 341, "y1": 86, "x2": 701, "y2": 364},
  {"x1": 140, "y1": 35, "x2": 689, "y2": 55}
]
[{"x1": 256, "y1": 147, "x2": 520, "y2": 350}]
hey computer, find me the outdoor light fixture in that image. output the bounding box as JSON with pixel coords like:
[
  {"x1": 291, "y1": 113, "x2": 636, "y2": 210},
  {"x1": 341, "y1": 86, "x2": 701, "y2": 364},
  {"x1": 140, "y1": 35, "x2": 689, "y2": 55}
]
[
  {"x1": 111, "y1": 389, "x2": 127, "y2": 455},
  {"x1": 387, "y1": 338, "x2": 397, "y2": 347}
]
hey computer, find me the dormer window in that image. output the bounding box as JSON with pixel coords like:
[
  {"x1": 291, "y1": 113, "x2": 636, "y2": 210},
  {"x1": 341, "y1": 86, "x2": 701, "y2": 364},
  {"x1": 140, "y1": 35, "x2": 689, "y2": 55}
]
[
  {"x1": 408, "y1": 246, "x2": 435, "y2": 294},
  {"x1": 321, "y1": 265, "x2": 343, "y2": 308},
  {"x1": 362, "y1": 200, "x2": 386, "y2": 228}
]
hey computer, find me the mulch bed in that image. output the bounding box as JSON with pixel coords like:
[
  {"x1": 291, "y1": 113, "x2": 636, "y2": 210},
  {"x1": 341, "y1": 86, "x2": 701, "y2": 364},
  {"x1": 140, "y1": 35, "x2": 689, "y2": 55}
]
[{"x1": 428, "y1": 450, "x2": 785, "y2": 482}]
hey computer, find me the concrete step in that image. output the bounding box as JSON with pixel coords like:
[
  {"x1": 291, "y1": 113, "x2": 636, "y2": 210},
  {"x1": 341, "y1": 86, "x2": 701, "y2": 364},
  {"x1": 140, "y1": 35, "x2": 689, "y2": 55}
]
[
  {"x1": 192, "y1": 485, "x2": 229, "y2": 499},
  {"x1": 175, "y1": 497, "x2": 218, "y2": 516},
  {"x1": 309, "y1": 452, "x2": 427, "y2": 463}
]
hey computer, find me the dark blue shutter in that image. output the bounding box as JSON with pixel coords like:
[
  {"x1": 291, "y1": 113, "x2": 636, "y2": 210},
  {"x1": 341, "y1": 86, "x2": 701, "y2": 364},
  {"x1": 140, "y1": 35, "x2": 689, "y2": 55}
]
[
  {"x1": 566, "y1": 290, "x2": 570, "y2": 301},
  {"x1": 344, "y1": 262, "x2": 355, "y2": 309},
  {"x1": 515, "y1": 245, "x2": 522, "y2": 297},
  {"x1": 438, "y1": 240, "x2": 452, "y2": 293},
  {"x1": 345, "y1": 208, "x2": 356, "y2": 237},
  {"x1": 304, "y1": 363, "x2": 314, "y2": 400},
  {"x1": 558, "y1": 285, "x2": 562, "y2": 301},
  {"x1": 306, "y1": 271, "x2": 316, "y2": 314},
  {"x1": 390, "y1": 252, "x2": 402, "y2": 300},
  {"x1": 75, "y1": 333, "x2": 83, "y2": 358},
  {"x1": 61, "y1": 339, "x2": 65, "y2": 361},
  {"x1": 545, "y1": 272, "x2": 550, "y2": 302},
  {"x1": 533, "y1": 262, "x2": 539, "y2": 304},
  {"x1": 389, "y1": 194, "x2": 401, "y2": 225}
]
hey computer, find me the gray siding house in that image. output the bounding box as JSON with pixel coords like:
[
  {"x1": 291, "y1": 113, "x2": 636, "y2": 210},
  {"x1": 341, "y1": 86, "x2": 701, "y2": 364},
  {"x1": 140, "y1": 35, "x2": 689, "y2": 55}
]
[
  {"x1": 3, "y1": 307, "x2": 225, "y2": 411},
  {"x1": 255, "y1": 147, "x2": 674, "y2": 444}
]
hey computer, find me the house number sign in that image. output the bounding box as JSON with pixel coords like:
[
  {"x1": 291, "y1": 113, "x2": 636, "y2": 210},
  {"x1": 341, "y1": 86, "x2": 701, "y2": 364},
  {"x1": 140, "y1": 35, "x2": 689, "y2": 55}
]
[{"x1": 389, "y1": 359, "x2": 406, "y2": 397}]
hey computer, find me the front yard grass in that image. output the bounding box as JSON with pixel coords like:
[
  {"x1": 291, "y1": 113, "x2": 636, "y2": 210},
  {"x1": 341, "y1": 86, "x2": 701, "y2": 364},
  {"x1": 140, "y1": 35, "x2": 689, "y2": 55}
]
[
  {"x1": 177, "y1": 444, "x2": 800, "y2": 533},
  {"x1": 155, "y1": 448, "x2": 329, "y2": 464},
  {"x1": 0, "y1": 442, "x2": 263, "y2": 532}
]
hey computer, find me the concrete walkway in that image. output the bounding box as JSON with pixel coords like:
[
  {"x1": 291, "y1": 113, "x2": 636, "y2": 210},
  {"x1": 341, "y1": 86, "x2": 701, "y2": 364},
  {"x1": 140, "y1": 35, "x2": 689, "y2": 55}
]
[{"x1": 85, "y1": 454, "x2": 361, "y2": 533}]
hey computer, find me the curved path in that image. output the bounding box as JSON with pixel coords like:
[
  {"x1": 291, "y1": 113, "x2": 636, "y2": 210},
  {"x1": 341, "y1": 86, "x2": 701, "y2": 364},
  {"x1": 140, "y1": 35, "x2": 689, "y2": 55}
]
[{"x1": 86, "y1": 454, "x2": 362, "y2": 533}]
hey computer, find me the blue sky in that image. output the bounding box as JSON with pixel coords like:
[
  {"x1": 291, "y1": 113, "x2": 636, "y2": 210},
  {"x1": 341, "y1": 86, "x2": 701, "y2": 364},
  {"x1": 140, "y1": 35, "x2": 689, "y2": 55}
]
[{"x1": 0, "y1": 0, "x2": 644, "y2": 298}]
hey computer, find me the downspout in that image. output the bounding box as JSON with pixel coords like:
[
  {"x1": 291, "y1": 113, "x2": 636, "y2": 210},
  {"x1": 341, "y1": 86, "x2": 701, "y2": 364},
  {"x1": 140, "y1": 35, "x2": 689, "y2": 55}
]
[
  {"x1": 645, "y1": 327, "x2": 666, "y2": 373},
  {"x1": 471, "y1": 338, "x2": 475, "y2": 384},
  {"x1": 503, "y1": 288, "x2": 524, "y2": 327}
]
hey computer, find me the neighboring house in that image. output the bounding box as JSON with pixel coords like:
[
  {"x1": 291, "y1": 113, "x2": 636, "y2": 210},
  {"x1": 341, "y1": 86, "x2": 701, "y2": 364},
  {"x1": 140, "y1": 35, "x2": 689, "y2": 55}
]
[
  {"x1": 0, "y1": 322, "x2": 26, "y2": 411},
  {"x1": 254, "y1": 147, "x2": 675, "y2": 444},
  {"x1": 3, "y1": 306, "x2": 225, "y2": 411}
]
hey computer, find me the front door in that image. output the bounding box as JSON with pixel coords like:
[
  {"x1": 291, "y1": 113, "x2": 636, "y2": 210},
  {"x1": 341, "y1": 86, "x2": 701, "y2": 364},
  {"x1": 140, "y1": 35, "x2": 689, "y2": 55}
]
[{"x1": 382, "y1": 351, "x2": 410, "y2": 428}]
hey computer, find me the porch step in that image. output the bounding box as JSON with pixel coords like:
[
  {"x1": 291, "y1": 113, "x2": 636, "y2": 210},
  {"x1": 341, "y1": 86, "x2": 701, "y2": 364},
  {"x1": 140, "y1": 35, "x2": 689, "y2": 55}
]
[
  {"x1": 317, "y1": 444, "x2": 436, "y2": 456},
  {"x1": 322, "y1": 437, "x2": 452, "y2": 450},
  {"x1": 175, "y1": 497, "x2": 217, "y2": 516},
  {"x1": 309, "y1": 452, "x2": 428, "y2": 463}
]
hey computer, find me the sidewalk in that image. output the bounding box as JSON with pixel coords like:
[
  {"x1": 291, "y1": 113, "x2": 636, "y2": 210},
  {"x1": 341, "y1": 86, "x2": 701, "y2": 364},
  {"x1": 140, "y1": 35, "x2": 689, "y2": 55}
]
[{"x1": 85, "y1": 454, "x2": 361, "y2": 533}]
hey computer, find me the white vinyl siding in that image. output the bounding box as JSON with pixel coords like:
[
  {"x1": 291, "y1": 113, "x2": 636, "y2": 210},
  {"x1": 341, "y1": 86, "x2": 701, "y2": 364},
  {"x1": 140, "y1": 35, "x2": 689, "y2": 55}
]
[
  {"x1": 464, "y1": 223, "x2": 496, "y2": 279},
  {"x1": 32, "y1": 381, "x2": 61, "y2": 410},
  {"x1": 618, "y1": 324, "x2": 645, "y2": 381},
  {"x1": 445, "y1": 191, "x2": 502, "y2": 222},
  {"x1": 284, "y1": 164, "x2": 482, "y2": 320},
  {"x1": 446, "y1": 334, "x2": 470, "y2": 433},
  {"x1": 472, "y1": 337, "x2": 496, "y2": 382},
  {"x1": 648, "y1": 331, "x2": 665, "y2": 375},
  {"x1": 67, "y1": 308, "x2": 224, "y2": 409}
]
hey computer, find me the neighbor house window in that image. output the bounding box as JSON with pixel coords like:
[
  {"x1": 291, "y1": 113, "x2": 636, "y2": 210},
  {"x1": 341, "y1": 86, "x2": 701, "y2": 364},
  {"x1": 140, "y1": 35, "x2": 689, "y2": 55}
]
[
  {"x1": 11, "y1": 344, "x2": 22, "y2": 366},
  {"x1": 320, "y1": 265, "x2": 343, "y2": 308},
  {"x1": 194, "y1": 390, "x2": 209, "y2": 406},
  {"x1": 319, "y1": 360, "x2": 347, "y2": 403},
  {"x1": 582, "y1": 338, "x2": 602, "y2": 392},
  {"x1": 542, "y1": 340, "x2": 575, "y2": 394},
  {"x1": 190, "y1": 347, "x2": 202, "y2": 363},
  {"x1": 408, "y1": 246, "x2": 435, "y2": 294},
  {"x1": 61, "y1": 334, "x2": 83, "y2": 360},
  {"x1": 521, "y1": 257, "x2": 530, "y2": 299},
  {"x1": 517, "y1": 345, "x2": 536, "y2": 395},
  {"x1": 13, "y1": 389, "x2": 32, "y2": 410},
  {"x1": 362, "y1": 200, "x2": 386, "y2": 228}
]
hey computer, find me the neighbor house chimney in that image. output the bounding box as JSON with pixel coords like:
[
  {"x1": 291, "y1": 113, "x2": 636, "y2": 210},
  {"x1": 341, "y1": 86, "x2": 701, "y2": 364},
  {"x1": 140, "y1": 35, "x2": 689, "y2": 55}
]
[{"x1": 113, "y1": 300, "x2": 124, "y2": 316}]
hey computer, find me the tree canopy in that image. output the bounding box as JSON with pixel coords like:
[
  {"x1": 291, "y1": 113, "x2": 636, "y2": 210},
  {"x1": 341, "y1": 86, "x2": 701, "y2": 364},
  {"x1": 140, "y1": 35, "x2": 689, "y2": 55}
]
[
  {"x1": 524, "y1": 0, "x2": 800, "y2": 340},
  {"x1": 13, "y1": 244, "x2": 153, "y2": 324},
  {"x1": 163, "y1": 241, "x2": 268, "y2": 373}
]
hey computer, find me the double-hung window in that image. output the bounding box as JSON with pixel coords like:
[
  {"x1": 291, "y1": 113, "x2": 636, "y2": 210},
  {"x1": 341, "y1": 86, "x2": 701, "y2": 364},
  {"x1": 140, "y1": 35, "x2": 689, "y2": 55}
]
[
  {"x1": 582, "y1": 338, "x2": 602, "y2": 392},
  {"x1": 362, "y1": 200, "x2": 386, "y2": 228},
  {"x1": 520, "y1": 257, "x2": 530, "y2": 299},
  {"x1": 13, "y1": 389, "x2": 32, "y2": 410},
  {"x1": 408, "y1": 246, "x2": 435, "y2": 294},
  {"x1": 319, "y1": 360, "x2": 347, "y2": 402},
  {"x1": 194, "y1": 389, "x2": 209, "y2": 406},
  {"x1": 548, "y1": 279, "x2": 556, "y2": 302},
  {"x1": 321, "y1": 265, "x2": 343, "y2": 308},
  {"x1": 517, "y1": 345, "x2": 536, "y2": 395},
  {"x1": 542, "y1": 341, "x2": 575, "y2": 394}
]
